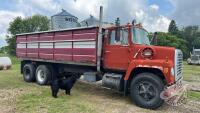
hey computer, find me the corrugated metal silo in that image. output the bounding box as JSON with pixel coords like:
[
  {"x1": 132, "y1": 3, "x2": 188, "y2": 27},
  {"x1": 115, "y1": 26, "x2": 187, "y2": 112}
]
[
  {"x1": 80, "y1": 15, "x2": 99, "y2": 27},
  {"x1": 51, "y1": 9, "x2": 78, "y2": 30}
]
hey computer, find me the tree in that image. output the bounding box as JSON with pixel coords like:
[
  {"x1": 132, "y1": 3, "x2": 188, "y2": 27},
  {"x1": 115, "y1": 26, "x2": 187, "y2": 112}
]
[
  {"x1": 0, "y1": 46, "x2": 7, "y2": 54},
  {"x1": 181, "y1": 26, "x2": 200, "y2": 51},
  {"x1": 193, "y1": 37, "x2": 200, "y2": 49},
  {"x1": 6, "y1": 15, "x2": 50, "y2": 55},
  {"x1": 168, "y1": 20, "x2": 179, "y2": 35},
  {"x1": 151, "y1": 20, "x2": 200, "y2": 59}
]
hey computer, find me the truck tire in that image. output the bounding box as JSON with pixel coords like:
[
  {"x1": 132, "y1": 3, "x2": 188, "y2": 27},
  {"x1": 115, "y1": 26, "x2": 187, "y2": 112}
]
[
  {"x1": 36, "y1": 65, "x2": 52, "y2": 85},
  {"x1": 23, "y1": 63, "x2": 36, "y2": 82},
  {"x1": 130, "y1": 73, "x2": 164, "y2": 109}
]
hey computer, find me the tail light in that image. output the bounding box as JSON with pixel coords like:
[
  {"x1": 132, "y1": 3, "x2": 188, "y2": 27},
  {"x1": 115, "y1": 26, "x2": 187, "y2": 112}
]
[{"x1": 142, "y1": 48, "x2": 154, "y2": 59}]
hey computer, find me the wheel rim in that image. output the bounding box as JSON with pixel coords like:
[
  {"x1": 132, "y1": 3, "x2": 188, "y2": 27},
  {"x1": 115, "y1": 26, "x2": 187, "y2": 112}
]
[
  {"x1": 138, "y1": 81, "x2": 156, "y2": 101},
  {"x1": 37, "y1": 70, "x2": 46, "y2": 83}
]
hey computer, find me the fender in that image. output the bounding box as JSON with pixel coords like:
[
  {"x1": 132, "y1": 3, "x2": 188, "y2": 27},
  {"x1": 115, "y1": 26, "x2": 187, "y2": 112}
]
[{"x1": 124, "y1": 59, "x2": 174, "y2": 84}]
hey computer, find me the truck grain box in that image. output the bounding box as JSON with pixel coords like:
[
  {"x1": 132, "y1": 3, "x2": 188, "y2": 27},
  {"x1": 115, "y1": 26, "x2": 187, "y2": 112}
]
[
  {"x1": 16, "y1": 7, "x2": 185, "y2": 109},
  {"x1": 16, "y1": 27, "x2": 98, "y2": 65}
]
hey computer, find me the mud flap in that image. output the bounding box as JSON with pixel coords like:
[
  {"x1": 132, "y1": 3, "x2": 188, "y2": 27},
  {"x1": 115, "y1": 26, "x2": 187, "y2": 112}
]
[{"x1": 124, "y1": 80, "x2": 128, "y2": 96}]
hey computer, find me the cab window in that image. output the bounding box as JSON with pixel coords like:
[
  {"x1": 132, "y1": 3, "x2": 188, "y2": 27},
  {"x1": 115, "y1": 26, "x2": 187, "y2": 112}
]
[
  {"x1": 132, "y1": 28, "x2": 150, "y2": 45},
  {"x1": 108, "y1": 28, "x2": 128, "y2": 45}
]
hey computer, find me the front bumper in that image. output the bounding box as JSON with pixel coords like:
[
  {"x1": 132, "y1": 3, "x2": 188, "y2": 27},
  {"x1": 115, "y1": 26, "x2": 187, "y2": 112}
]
[{"x1": 160, "y1": 77, "x2": 187, "y2": 106}]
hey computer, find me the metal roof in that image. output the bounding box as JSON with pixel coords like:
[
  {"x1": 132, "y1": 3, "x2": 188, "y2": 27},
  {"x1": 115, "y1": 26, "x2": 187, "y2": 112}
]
[
  {"x1": 52, "y1": 9, "x2": 78, "y2": 19},
  {"x1": 16, "y1": 26, "x2": 98, "y2": 36},
  {"x1": 16, "y1": 24, "x2": 116, "y2": 36},
  {"x1": 81, "y1": 15, "x2": 99, "y2": 23}
]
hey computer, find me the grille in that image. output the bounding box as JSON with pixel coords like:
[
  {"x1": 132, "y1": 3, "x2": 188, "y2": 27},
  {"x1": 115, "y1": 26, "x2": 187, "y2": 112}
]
[
  {"x1": 174, "y1": 49, "x2": 183, "y2": 81},
  {"x1": 194, "y1": 51, "x2": 200, "y2": 55},
  {"x1": 191, "y1": 55, "x2": 199, "y2": 60}
]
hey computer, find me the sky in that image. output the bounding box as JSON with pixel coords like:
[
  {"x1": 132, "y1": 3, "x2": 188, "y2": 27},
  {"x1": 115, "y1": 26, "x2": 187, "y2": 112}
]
[{"x1": 0, "y1": 0, "x2": 200, "y2": 47}]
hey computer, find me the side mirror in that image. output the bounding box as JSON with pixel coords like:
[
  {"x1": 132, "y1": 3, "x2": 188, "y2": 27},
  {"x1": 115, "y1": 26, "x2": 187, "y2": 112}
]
[{"x1": 151, "y1": 32, "x2": 157, "y2": 45}]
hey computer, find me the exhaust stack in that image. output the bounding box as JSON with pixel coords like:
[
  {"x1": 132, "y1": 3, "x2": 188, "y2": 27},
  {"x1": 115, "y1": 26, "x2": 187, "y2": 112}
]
[{"x1": 97, "y1": 6, "x2": 103, "y2": 72}]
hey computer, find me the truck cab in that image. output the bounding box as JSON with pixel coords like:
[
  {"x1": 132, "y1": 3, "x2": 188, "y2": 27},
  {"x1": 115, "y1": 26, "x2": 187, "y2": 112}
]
[
  {"x1": 187, "y1": 48, "x2": 200, "y2": 65},
  {"x1": 101, "y1": 24, "x2": 183, "y2": 109}
]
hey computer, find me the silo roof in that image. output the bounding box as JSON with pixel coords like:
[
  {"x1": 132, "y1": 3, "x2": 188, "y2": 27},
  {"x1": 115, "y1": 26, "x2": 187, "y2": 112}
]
[
  {"x1": 81, "y1": 15, "x2": 99, "y2": 23},
  {"x1": 52, "y1": 9, "x2": 78, "y2": 19}
]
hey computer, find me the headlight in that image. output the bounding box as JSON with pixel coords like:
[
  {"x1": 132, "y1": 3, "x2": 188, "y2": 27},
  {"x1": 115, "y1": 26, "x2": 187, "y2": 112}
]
[
  {"x1": 142, "y1": 47, "x2": 154, "y2": 59},
  {"x1": 171, "y1": 67, "x2": 175, "y2": 76}
]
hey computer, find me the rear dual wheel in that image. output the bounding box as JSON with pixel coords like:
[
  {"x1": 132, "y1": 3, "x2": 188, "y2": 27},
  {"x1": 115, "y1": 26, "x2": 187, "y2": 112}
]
[
  {"x1": 36, "y1": 65, "x2": 54, "y2": 85},
  {"x1": 23, "y1": 63, "x2": 55, "y2": 85},
  {"x1": 23, "y1": 64, "x2": 36, "y2": 82}
]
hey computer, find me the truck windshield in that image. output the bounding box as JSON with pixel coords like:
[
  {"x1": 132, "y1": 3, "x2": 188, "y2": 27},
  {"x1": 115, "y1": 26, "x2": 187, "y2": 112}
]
[{"x1": 132, "y1": 27, "x2": 150, "y2": 45}]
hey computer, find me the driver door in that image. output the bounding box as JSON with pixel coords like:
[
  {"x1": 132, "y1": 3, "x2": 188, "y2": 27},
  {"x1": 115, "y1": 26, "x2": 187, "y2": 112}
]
[{"x1": 103, "y1": 28, "x2": 130, "y2": 70}]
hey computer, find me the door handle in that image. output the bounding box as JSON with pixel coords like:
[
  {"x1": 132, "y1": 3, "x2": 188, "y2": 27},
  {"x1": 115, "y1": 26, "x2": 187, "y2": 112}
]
[{"x1": 105, "y1": 51, "x2": 111, "y2": 53}]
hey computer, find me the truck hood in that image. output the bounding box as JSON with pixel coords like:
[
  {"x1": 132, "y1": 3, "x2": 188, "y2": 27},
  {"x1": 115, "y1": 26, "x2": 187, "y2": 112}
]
[
  {"x1": 132, "y1": 44, "x2": 175, "y2": 62},
  {"x1": 151, "y1": 45, "x2": 175, "y2": 61}
]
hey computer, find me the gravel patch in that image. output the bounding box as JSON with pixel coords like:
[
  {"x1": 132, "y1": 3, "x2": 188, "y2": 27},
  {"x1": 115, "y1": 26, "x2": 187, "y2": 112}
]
[{"x1": 0, "y1": 88, "x2": 27, "y2": 113}]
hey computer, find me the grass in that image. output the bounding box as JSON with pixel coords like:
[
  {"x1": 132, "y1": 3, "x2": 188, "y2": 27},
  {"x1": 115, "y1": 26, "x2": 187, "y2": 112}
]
[
  {"x1": 0, "y1": 63, "x2": 127, "y2": 113},
  {"x1": 0, "y1": 63, "x2": 98, "y2": 113},
  {"x1": 0, "y1": 57, "x2": 200, "y2": 113},
  {"x1": 182, "y1": 61, "x2": 200, "y2": 82},
  {"x1": 188, "y1": 91, "x2": 200, "y2": 100},
  {"x1": 0, "y1": 64, "x2": 25, "y2": 89},
  {"x1": 16, "y1": 87, "x2": 98, "y2": 113}
]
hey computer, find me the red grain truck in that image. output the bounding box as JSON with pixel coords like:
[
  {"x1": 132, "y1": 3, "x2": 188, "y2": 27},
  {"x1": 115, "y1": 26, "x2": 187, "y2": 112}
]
[{"x1": 16, "y1": 7, "x2": 184, "y2": 109}]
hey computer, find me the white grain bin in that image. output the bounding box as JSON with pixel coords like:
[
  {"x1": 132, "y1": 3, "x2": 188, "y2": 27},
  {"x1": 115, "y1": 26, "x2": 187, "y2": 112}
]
[
  {"x1": 51, "y1": 9, "x2": 78, "y2": 30},
  {"x1": 0, "y1": 57, "x2": 12, "y2": 70}
]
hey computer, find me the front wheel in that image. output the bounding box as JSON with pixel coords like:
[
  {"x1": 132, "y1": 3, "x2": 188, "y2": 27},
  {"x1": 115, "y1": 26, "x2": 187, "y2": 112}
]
[{"x1": 130, "y1": 73, "x2": 164, "y2": 109}]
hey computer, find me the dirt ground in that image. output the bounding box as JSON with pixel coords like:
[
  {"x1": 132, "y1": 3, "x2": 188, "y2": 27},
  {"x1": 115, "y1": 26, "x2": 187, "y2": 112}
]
[
  {"x1": 184, "y1": 81, "x2": 200, "y2": 92},
  {"x1": 1, "y1": 81, "x2": 200, "y2": 113},
  {"x1": 0, "y1": 88, "x2": 27, "y2": 113}
]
